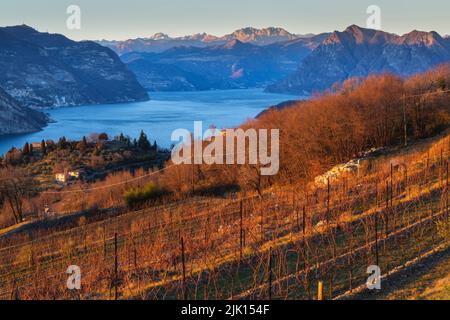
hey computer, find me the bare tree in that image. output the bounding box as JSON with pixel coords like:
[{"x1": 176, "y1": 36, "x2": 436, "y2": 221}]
[{"x1": 0, "y1": 168, "x2": 34, "y2": 224}]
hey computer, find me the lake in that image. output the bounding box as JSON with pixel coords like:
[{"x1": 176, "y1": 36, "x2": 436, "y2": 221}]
[{"x1": 0, "y1": 89, "x2": 300, "y2": 155}]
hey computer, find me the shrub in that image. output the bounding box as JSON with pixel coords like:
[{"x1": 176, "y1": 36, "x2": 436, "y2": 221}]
[{"x1": 124, "y1": 182, "x2": 168, "y2": 207}]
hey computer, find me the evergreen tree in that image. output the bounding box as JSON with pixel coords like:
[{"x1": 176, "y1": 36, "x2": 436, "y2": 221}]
[
  {"x1": 138, "y1": 130, "x2": 151, "y2": 151},
  {"x1": 22, "y1": 142, "x2": 30, "y2": 156},
  {"x1": 79, "y1": 136, "x2": 88, "y2": 150},
  {"x1": 41, "y1": 140, "x2": 47, "y2": 156},
  {"x1": 77, "y1": 139, "x2": 86, "y2": 151},
  {"x1": 58, "y1": 137, "x2": 67, "y2": 149}
]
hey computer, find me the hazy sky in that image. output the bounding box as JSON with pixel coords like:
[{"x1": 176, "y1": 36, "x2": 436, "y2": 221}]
[{"x1": 1, "y1": 0, "x2": 449, "y2": 40}]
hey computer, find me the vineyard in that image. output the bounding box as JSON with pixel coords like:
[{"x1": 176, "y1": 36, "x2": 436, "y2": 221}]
[{"x1": 0, "y1": 132, "x2": 449, "y2": 300}]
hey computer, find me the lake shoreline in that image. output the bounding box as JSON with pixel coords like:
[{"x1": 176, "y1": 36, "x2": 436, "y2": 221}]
[{"x1": 0, "y1": 89, "x2": 301, "y2": 156}]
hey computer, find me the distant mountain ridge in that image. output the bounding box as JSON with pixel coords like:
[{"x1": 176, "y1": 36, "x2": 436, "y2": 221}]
[
  {"x1": 0, "y1": 25, "x2": 149, "y2": 108},
  {"x1": 222, "y1": 27, "x2": 300, "y2": 44},
  {"x1": 0, "y1": 87, "x2": 48, "y2": 136},
  {"x1": 98, "y1": 27, "x2": 306, "y2": 54},
  {"x1": 109, "y1": 25, "x2": 450, "y2": 94},
  {"x1": 122, "y1": 34, "x2": 329, "y2": 91},
  {"x1": 267, "y1": 25, "x2": 450, "y2": 94}
]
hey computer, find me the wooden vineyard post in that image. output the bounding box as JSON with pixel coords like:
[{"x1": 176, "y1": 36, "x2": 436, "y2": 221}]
[
  {"x1": 374, "y1": 213, "x2": 379, "y2": 267},
  {"x1": 133, "y1": 238, "x2": 137, "y2": 270},
  {"x1": 446, "y1": 161, "x2": 449, "y2": 219},
  {"x1": 11, "y1": 276, "x2": 19, "y2": 300},
  {"x1": 446, "y1": 161, "x2": 449, "y2": 190},
  {"x1": 376, "y1": 181, "x2": 379, "y2": 208},
  {"x1": 114, "y1": 233, "x2": 118, "y2": 300},
  {"x1": 404, "y1": 165, "x2": 408, "y2": 195},
  {"x1": 303, "y1": 205, "x2": 306, "y2": 237},
  {"x1": 191, "y1": 161, "x2": 195, "y2": 195},
  {"x1": 103, "y1": 225, "x2": 107, "y2": 259},
  {"x1": 385, "y1": 180, "x2": 389, "y2": 237},
  {"x1": 204, "y1": 217, "x2": 208, "y2": 245},
  {"x1": 240, "y1": 200, "x2": 243, "y2": 261},
  {"x1": 390, "y1": 163, "x2": 394, "y2": 207},
  {"x1": 403, "y1": 94, "x2": 408, "y2": 147},
  {"x1": 318, "y1": 281, "x2": 323, "y2": 301},
  {"x1": 181, "y1": 236, "x2": 187, "y2": 300},
  {"x1": 327, "y1": 178, "x2": 331, "y2": 224},
  {"x1": 439, "y1": 152, "x2": 445, "y2": 186},
  {"x1": 260, "y1": 209, "x2": 264, "y2": 242},
  {"x1": 268, "y1": 247, "x2": 273, "y2": 300},
  {"x1": 293, "y1": 189, "x2": 298, "y2": 231},
  {"x1": 292, "y1": 189, "x2": 296, "y2": 212}
]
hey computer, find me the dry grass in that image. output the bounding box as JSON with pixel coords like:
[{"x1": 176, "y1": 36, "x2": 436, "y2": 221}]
[{"x1": 357, "y1": 245, "x2": 450, "y2": 300}]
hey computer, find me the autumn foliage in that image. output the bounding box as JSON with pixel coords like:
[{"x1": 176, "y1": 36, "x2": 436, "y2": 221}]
[{"x1": 187, "y1": 65, "x2": 450, "y2": 191}]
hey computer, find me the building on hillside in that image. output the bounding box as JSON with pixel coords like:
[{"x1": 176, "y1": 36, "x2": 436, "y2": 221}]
[
  {"x1": 55, "y1": 173, "x2": 67, "y2": 183},
  {"x1": 68, "y1": 171, "x2": 81, "y2": 179},
  {"x1": 55, "y1": 169, "x2": 83, "y2": 184},
  {"x1": 31, "y1": 142, "x2": 42, "y2": 150}
]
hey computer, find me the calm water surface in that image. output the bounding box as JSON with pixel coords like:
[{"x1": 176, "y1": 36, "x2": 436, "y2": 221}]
[{"x1": 0, "y1": 89, "x2": 300, "y2": 155}]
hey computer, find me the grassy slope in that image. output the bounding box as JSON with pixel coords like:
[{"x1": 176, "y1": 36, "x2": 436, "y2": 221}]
[
  {"x1": 1, "y1": 132, "x2": 448, "y2": 300},
  {"x1": 372, "y1": 246, "x2": 450, "y2": 300}
]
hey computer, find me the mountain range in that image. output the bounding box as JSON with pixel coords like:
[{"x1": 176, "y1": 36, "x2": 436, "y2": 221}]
[
  {"x1": 109, "y1": 25, "x2": 450, "y2": 95},
  {"x1": 98, "y1": 27, "x2": 307, "y2": 54},
  {"x1": 0, "y1": 25, "x2": 148, "y2": 108},
  {"x1": 121, "y1": 34, "x2": 329, "y2": 91},
  {"x1": 266, "y1": 25, "x2": 450, "y2": 94}
]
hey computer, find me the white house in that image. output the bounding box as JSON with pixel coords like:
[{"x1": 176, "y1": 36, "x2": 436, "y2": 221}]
[
  {"x1": 55, "y1": 170, "x2": 82, "y2": 183},
  {"x1": 68, "y1": 171, "x2": 80, "y2": 179},
  {"x1": 55, "y1": 173, "x2": 67, "y2": 183}
]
